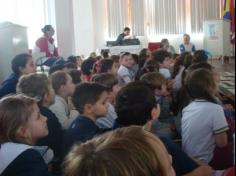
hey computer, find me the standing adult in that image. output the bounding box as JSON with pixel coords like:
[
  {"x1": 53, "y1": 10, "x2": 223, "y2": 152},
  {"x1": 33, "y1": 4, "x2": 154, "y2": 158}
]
[{"x1": 179, "y1": 34, "x2": 196, "y2": 54}]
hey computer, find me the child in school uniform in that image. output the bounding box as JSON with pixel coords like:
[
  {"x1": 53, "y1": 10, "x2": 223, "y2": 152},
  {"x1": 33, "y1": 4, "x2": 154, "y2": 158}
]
[
  {"x1": 117, "y1": 52, "x2": 135, "y2": 85},
  {"x1": 92, "y1": 73, "x2": 121, "y2": 129},
  {"x1": 0, "y1": 53, "x2": 36, "y2": 99},
  {"x1": 17, "y1": 73, "x2": 63, "y2": 162},
  {"x1": 181, "y1": 68, "x2": 229, "y2": 165},
  {"x1": 141, "y1": 73, "x2": 173, "y2": 124},
  {"x1": 114, "y1": 81, "x2": 213, "y2": 176},
  {"x1": 49, "y1": 71, "x2": 78, "y2": 130},
  {"x1": 0, "y1": 95, "x2": 50, "y2": 176},
  {"x1": 181, "y1": 63, "x2": 234, "y2": 169},
  {"x1": 62, "y1": 83, "x2": 109, "y2": 156},
  {"x1": 135, "y1": 59, "x2": 159, "y2": 80},
  {"x1": 152, "y1": 50, "x2": 172, "y2": 79}
]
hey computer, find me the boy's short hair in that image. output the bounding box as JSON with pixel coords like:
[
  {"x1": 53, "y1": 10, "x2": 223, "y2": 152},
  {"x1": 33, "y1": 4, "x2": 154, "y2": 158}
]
[
  {"x1": 92, "y1": 73, "x2": 118, "y2": 90},
  {"x1": 67, "y1": 56, "x2": 77, "y2": 64},
  {"x1": 120, "y1": 52, "x2": 131, "y2": 59},
  {"x1": 142, "y1": 59, "x2": 159, "y2": 73},
  {"x1": 49, "y1": 64, "x2": 66, "y2": 75},
  {"x1": 68, "y1": 69, "x2": 82, "y2": 85},
  {"x1": 124, "y1": 27, "x2": 131, "y2": 32},
  {"x1": 81, "y1": 58, "x2": 96, "y2": 75},
  {"x1": 110, "y1": 55, "x2": 120, "y2": 63},
  {"x1": 115, "y1": 81, "x2": 156, "y2": 126},
  {"x1": 11, "y1": 53, "x2": 32, "y2": 75},
  {"x1": 140, "y1": 72, "x2": 166, "y2": 90},
  {"x1": 72, "y1": 83, "x2": 108, "y2": 114},
  {"x1": 50, "y1": 71, "x2": 69, "y2": 94},
  {"x1": 152, "y1": 50, "x2": 171, "y2": 64},
  {"x1": 17, "y1": 73, "x2": 50, "y2": 105},
  {"x1": 0, "y1": 94, "x2": 36, "y2": 143},
  {"x1": 99, "y1": 59, "x2": 115, "y2": 73}
]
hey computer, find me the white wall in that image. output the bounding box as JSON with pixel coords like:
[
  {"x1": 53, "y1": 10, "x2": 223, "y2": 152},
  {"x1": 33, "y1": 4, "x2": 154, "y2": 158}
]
[
  {"x1": 92, "y1": 0, "x2": 108, "y2": 52},
  {"x1": 54, "y1": 0, "x2": 75, "y2": 58},
  {"x1": 72, "y1": 0, "x2": 95, "y2": 57}
]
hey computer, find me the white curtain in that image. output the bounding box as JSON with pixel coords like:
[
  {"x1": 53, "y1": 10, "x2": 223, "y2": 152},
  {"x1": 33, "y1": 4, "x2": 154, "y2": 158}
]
[
  {"x1": 107, "y1": 0, "x2": 129, "y2": 38},
  {"x1": 0, "y1": 0, "x2": 56, "y2": 48},
  {"x1": 190, "y1": 0, "x2": 221, "y2": 33},
  {"x1": 130, "y1": 0, "x2": 145, "y2": 36},
  {"x1": 145, "y1": 0, "x2": 186, "y2": 35}
]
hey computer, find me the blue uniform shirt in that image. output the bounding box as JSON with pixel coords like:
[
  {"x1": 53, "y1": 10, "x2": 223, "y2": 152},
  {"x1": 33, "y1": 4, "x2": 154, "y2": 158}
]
[{"x1": 0, "y1": 73, "x2": 19, "y2": 99}]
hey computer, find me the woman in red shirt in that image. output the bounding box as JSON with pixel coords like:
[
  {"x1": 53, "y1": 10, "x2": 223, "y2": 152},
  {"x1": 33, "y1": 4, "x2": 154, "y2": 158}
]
[{"x1": 35, "y1": 25, "x2": 59, "y2": 66}]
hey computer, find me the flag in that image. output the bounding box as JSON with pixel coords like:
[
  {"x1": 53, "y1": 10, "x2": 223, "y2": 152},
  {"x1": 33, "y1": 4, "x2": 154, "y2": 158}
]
[
  {"x1": 223, "y1": 0, "x2": 235, "y2": 44},
  {"x1": 224, "y1": 0, "x2": 235, "y2": 32}
]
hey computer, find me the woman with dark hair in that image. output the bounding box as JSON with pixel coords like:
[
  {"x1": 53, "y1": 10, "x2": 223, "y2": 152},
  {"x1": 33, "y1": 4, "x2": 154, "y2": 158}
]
[
  {"x1": 0, "y1": 53, "x2": 36, "y2": 98},
  {"x1": 35, "y1": 25, "x2": 59, "y2": 67}
]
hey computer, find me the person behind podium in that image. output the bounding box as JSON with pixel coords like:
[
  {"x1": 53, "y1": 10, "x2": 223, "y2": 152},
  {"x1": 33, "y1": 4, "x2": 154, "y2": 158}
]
[
  {"x1": 116, "y1": 27, "x2": 131, "y2": 45},
  {"x1": 35, "y1": 25, "x2": 59, "y2": 67}
]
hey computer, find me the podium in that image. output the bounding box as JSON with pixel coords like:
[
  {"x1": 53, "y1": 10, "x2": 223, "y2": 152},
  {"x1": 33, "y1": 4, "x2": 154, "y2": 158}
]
[
  {"x1": 0, "y1": 22, "x2": 28, "y2": 82},
  {"x1": 203, "y1": 19, "x2": 231, "y2": 57},
  {"x1": 99, "y1": 45, "x2": 142, "y2": 55}
]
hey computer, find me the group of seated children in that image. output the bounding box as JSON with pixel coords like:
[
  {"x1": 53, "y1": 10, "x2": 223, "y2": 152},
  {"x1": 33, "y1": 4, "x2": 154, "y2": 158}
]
[{"x1": 0, "y1": 43, "x2": 234, "y2": 176}]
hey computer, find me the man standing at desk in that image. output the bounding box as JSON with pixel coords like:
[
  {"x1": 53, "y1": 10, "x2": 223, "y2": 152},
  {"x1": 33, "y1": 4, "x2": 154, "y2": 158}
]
[{"x1": 116, "y1": 27, "x2": 131, "y2": 45}]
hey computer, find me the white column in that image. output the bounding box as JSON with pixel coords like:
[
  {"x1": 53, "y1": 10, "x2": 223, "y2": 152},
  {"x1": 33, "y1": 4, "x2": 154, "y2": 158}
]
[
  {"x1": 54, "y1": 0, "x2": 108, "y2": 57},
  {"x1": 72, "y1": 0, "x2": 95, "y2": 57},
  {"x1": 54, "y1": 0, "x2": 75, "y2": 58},
  {"x1": 92, "y1": 0, "x2": 108, "y2": 52}
]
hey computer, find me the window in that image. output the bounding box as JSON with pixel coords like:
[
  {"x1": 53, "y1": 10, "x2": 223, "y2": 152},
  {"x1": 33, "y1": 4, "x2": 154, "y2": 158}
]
[
  {"x1": 130, "y1": 0, "x2": 145, "y2": 36},
  {"x1": 0, "y1": 0, "x2": 56, "y2": 48},
  {"x1": 190, "y1": 0, "x2": 222, "y2": 33},
  {"x1": 106, "y1": 0, "x2": 222, "y2": 37},
  {"x1": 107, "y1": 0, "x2": 129, "y2": 39},
  {"x1": 145, "y1": 0, "x2": 186, "y2": 35}
]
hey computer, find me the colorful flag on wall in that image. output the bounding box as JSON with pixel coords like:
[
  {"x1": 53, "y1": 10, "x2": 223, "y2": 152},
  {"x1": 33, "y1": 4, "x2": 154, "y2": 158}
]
[{"x1": 223, "y1": 0, "x2": 235, "y2": 44}]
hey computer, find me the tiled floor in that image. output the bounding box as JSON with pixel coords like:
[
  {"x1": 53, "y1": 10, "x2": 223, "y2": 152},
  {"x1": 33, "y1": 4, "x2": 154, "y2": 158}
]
[
  {"x1": 210, "y1": 57, "x2": 235, "y2": 104},
  {"x1": 210, "y1": 58, "x2": 235, "y2": 73}
]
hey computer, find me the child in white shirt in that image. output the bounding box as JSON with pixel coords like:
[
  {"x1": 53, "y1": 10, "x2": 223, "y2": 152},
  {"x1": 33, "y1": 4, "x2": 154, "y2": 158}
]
[
  {"x1": 117, "y1": 52, "x2": 134, "y2": 85},
  {"x1": 182, "y1": 68, "x2": 229, "y2": 164}
]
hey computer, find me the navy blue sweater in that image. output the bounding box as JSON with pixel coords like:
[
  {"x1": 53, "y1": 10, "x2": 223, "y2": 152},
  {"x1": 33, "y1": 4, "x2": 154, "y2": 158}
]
[
  {"x1": 62, "y1": 116, "x2": 108, "y2": 157},
  {"x1": 0, "y1": 73, "x2": 19, "y2": 99},
  {"x1": 37, "y1": 106, "x2": 63, "y2": 158},
  {"x1": 1, "y1": 149, "x2": 50, "y2": 176}
]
